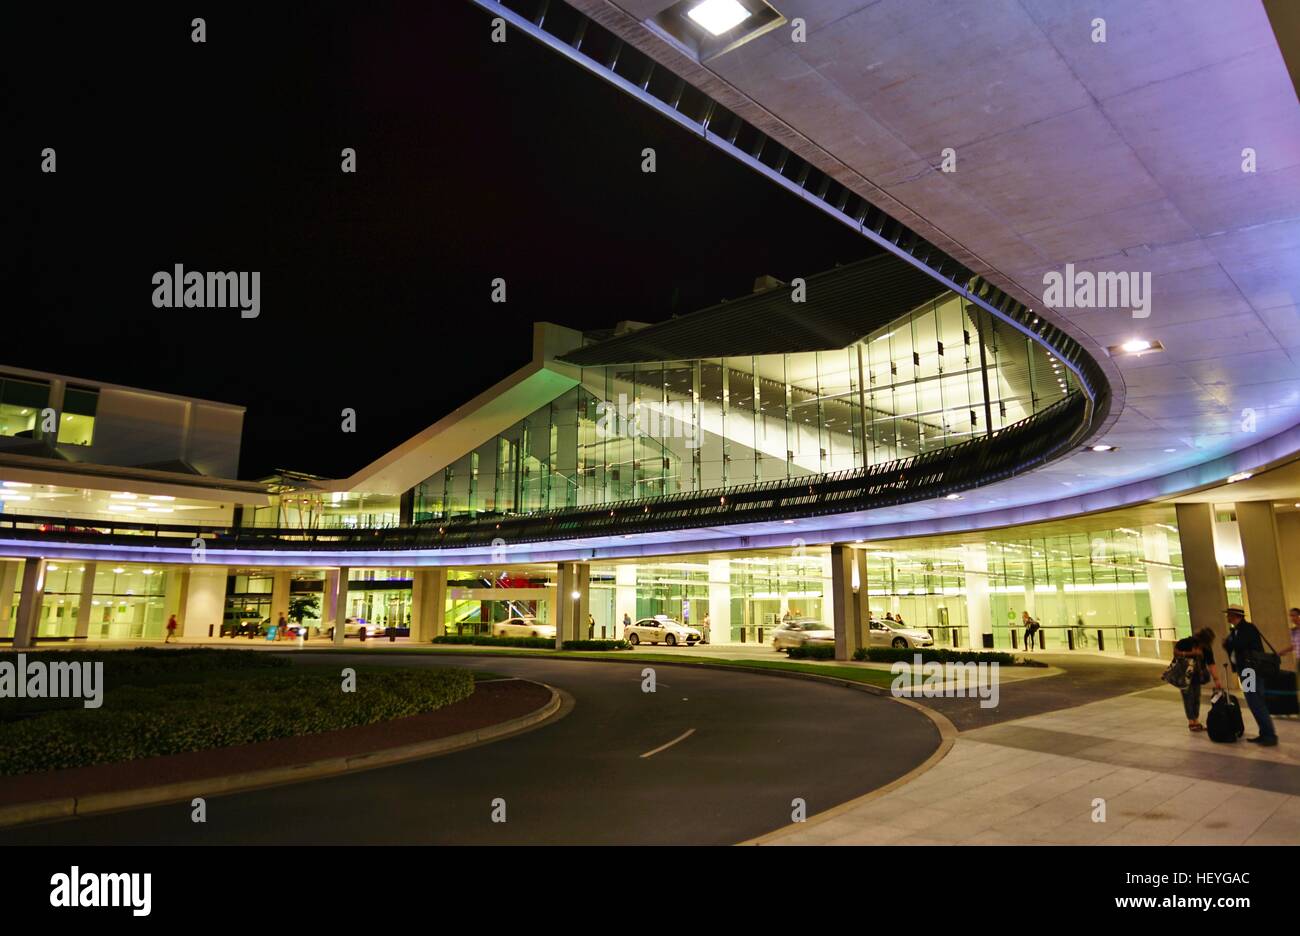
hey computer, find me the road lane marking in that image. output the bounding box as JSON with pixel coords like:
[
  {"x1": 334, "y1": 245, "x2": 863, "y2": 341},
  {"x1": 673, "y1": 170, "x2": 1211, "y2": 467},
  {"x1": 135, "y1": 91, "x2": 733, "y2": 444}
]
[{"x1": 640, "y1": 728, "x2": 696, "y2": 759}]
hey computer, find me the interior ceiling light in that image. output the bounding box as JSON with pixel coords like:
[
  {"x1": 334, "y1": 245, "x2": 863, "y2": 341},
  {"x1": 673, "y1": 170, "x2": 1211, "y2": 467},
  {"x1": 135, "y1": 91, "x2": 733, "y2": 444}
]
[
  {"x1": 1227, "y1": 472, "x2": 1253, "y2": 483},
  {"x1": 945, "y1": 493, "x2": 963, "y2": 500},
  {"x1": 687, "y1": 0, "x2": 750, "y2": 35},
  {"x1": 1107, "y1": 338, "x2": 1164, "y2": 356},
  {"x1": 1090, "y1": 444, "x2": 1116, "y2": 452}
]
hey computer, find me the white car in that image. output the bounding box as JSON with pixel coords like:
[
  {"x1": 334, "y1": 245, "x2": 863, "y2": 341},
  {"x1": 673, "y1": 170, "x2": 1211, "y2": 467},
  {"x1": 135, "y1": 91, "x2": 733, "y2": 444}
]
[
  {"x1": 771, "y1": 618, "x2": 835, "y2": 651},
  {"x1": 494, "y1": 617, "x2": 557, "y2": 639},
  {"x1": 869, "y1": 618, "x2": 934, "y2": 649},
  {"x1": 624, "y1": 616, "x2": 701, "y2": 647}
]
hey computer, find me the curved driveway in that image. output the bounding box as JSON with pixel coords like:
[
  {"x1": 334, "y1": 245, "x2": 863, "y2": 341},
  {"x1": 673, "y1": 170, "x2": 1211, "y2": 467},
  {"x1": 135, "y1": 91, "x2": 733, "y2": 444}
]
[{"x1": 0, "y1": 655, "x2": 940, "y2": 845}]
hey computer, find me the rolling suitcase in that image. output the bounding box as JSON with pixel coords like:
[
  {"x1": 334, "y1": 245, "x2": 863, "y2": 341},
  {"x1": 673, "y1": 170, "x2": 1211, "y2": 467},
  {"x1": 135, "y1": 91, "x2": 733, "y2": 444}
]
[
  {"x1": 1264, "y1": 670, "x2": 1299, "y2": 716},
  {"x1": 1206, "y1": 691, "x2": 1244, "y2": 743}
]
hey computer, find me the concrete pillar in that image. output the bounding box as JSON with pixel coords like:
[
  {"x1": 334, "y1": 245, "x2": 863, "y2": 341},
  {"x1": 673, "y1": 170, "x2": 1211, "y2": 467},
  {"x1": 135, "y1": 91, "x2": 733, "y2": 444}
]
[
  {"x1": 830, "y1": 544, "x2": 865, "y2": 661},
  {"x1": 0, "y1": 560, "x2": 21, "y2": 638},
  {"x1": 964, "y1": 544, "x2": 991, "y2": 650},
  {"x1": 12, "y1": 559, "x2": 48, "y2": 649},
  {"x1": 1142, "y1": 526, "x2": 1177, "y2": 639},
  {"x1": 1176, "y1": 502, "x2": 1230, "y2": 649},
  {"x1": 323, "y1": 569, "x2": 340, "y2": 623},
  {"x1": 269, "y1": 569, "x2": 291, "y2": 630},
  {"x1": 182, "y1": 566, "x2": 227, "y2": 639},
  {"x1": 820, "y1": 553, "x2": 835, "y2": 630},
  {"x1": 554, "y1": 562, "x2": 589, "y2": 647},
  {"x1": 410, "y1": 568, "x2": 448, "y2": 642},
  {"x1": 331, "y1": 567, "x2": 350, "y2": 645},
  {"x1": 615, "y1": 564, "x2": 637, "y2": 639},
  {"x1": 1235, "y1": 501, "x2": 1292, "y2": 656},
  {"x1": 708, "y1": 557, "x2": 732, "y2": 645},
  {"x1": 75, "y1": 562, "x2": 98, "y2": 639}
]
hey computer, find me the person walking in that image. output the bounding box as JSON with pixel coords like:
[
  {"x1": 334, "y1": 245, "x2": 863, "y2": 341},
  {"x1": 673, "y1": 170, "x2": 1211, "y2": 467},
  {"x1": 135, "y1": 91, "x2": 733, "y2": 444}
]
[
  {"x1": 587, "y1": 612, "x2": 595, "y2": 640},
  {"x1": 1223, "y1": 604, "x2": 1278, "y2": 746},
  {"x1": 1021, "y1": 610, "x2": 1041, "y2": 650},
  {"x1": 164, "y1": 613, "x2": 178, "y2": 643},
  {"x1": 1173, "y1": 627, "x2": 1223, "y2": 732},
  {"x1": 622, "y1": 612, "x2": 632, "y2": 633},
  {"x1": 276, "y1": 611, "x2": 289, "y2": 642}
]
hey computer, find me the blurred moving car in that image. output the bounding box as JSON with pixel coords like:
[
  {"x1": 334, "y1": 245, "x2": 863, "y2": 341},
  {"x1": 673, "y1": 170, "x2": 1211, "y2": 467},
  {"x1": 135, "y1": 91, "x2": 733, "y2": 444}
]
[
  {"x1": 771, "y1": 618, "x2": 835, "y2": 651},
  {"x1": 868, "y1": 617, "x2": 935, "y2": 649},
  {"x1": 624, "y1": 615, "x2": 701, "y2": 647},
  {"x1": 494, "y1": 617, "x2": 557, "y2": 639}
]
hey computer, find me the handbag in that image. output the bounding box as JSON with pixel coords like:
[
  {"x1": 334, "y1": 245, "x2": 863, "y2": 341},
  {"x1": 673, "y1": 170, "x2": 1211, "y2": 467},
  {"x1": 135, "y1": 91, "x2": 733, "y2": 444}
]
[{"x1": 1161, "y1": 655, "x2": 1190, "y2": 689}]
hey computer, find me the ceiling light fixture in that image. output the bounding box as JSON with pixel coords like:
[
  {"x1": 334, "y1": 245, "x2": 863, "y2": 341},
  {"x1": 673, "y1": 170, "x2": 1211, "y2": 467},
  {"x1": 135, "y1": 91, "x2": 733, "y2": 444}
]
[
  {"x1": 1090, "y1": 444, "x2": 1116, "y2": 452},
  {"x1": 1107, "y1": 338, "x2": 1164, "y2": 356},
  {"x1": 1227, "y1": 472, "x2": 1253, "y2": 483},
  {"x1": 686, "y1": 0, "x2": 750, "y2": 35}
]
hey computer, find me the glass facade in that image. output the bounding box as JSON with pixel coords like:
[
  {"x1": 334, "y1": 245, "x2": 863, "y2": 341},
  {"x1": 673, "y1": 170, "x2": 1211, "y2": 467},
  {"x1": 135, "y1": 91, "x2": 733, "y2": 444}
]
[
  {"x1": 414, "y1": 294, "x2": 1073, "y2": 521},
  {"x1": 36, "y1": 563, "x2": 170, "y2": 640}
]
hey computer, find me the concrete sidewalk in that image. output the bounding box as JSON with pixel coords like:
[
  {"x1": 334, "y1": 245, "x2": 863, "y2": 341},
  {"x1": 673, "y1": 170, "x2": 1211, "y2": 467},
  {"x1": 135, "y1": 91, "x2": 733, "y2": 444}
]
[{"x1": 763, "y1": 686, "x2": 1300, "y2": 845}]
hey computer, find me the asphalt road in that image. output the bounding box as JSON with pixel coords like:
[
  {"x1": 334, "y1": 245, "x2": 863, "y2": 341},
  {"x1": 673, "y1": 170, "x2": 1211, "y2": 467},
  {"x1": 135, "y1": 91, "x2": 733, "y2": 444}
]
[{"x1": 0, "y1": 655, "x2": 941, "y2": 845}]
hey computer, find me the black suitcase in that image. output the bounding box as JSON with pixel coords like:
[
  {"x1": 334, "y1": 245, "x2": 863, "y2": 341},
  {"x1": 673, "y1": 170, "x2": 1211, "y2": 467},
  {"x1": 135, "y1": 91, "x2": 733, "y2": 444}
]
[
  {"x1": 1206, "y1": 691, "x2": 1244, "y2": 743},
  {"x1": 1265, "y1": 670, "x2": 1299, "y2": 716}
]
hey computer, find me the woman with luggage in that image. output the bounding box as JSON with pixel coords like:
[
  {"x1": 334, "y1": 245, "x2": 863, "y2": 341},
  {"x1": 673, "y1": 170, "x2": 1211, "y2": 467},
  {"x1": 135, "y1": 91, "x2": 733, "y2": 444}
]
[{"x1": 1173, "y1": 627, "x2": 1223, "y2": 732}]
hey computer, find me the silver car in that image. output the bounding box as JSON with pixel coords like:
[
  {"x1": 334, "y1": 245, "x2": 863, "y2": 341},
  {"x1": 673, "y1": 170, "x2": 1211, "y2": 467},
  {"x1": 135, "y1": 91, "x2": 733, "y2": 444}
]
[
  {"x1": 869, "y1": 618, "x2": 934, "y2": 649},
  {"x1": 771, "y1": 618, "x2": 835, "y2": 651}
]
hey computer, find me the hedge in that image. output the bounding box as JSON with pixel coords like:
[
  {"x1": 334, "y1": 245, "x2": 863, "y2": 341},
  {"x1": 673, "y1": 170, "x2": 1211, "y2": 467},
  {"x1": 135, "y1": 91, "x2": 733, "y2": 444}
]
[
  {"x1": 786, "y1": 645, "x2": 836, "y2": 660},
  {"x1": 0, "y1": 658, "x2": 475, "y2": 775},
  {"x1": 853, "y1": 646, "x2": 1018, "y2": 666},
  {"x1": 560, "y1": 640, "x2": 628, "y2": 651},
  {"x1": 432, "y1": 635, "x2": 554, "y2": 649}
]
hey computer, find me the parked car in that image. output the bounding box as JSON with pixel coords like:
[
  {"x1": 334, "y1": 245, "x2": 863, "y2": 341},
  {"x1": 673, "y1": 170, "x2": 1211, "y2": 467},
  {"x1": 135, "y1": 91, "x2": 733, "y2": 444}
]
[
  {"x1": 868, "y1": 618, "x2": 934, "y2": 649},
  {"x1": 624, "y1": 615, "x2": 701, "y2": 647},
  {"x1": 771, "y1": 618, "x2": 835, "y2": 651},
  {"x1": 327, "y1": 617, "x2": 376, "y2": 640},
  {"x1": 221, "y1": 610, "x2": 265, "y2": 638},
  {"x1": 494, "y1": 617, "x2": 556, "y2": 639}
]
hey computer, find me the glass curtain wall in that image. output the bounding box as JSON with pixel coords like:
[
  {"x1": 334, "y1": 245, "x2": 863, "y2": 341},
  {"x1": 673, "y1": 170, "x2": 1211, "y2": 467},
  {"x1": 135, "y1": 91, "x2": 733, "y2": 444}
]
[{"x1": 414, "y1": 294, "x2": 1072, "y2": 521}]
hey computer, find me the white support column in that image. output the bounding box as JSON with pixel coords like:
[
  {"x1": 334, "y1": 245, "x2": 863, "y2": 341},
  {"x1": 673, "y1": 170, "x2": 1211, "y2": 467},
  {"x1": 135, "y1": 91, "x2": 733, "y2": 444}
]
[
  {"x1": 331, "y1": 567, "x2": 350, "y2": 645},
  {"x1": 615, "y1": 564, "x2": 637, "y2": 639},
  {"x1": 555, "y1": 562, "x2": 589, "y2": 647},
  {"x1": 182, "y1": 566, "x2": 227, "y2": 639},
  {"x1": 269, "y1": 569, "x2": 291, "y2": 631},
  {"x1": 410, "y1": 568, "x2": 448, "y2": 643},
  {"x1": 964, "y1": 544, "x2": 991, "y2": 650},
  {"x1": 12, "y1": 559, "x2": 48, "y2": 649},
  {"x1": 708, "y1": 557, "x2": 732, "y2": 645},
  {"x1": 821, "y1": 553, "x2": 835, "y2": 630},
  {"x1": 75, "y1": 562, "x2": 98, "y2": 639},
  {"x1": 0, "y1": 560, "x2": 21, "y2": 638},
  {"x1": 830, "y1": 544, "x2": 863, "y2": 662}
]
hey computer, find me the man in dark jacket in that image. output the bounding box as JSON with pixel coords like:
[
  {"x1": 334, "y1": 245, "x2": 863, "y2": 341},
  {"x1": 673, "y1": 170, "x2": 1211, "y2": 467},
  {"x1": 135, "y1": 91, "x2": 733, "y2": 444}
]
[{"x1": 1222, "y1": 604, "x2": 1278, "y2": 746}]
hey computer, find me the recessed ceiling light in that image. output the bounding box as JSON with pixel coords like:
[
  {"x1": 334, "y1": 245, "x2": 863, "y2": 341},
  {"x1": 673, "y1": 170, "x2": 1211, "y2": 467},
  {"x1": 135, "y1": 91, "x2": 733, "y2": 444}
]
[
  {"x1": 1, "y1": 481, "x2": 31, "y2": 488},
  {"x1": 1164, "y1": 448, "x2": 1177, "y2": 452},
  {"x1": 1090, "y1": 444, "x2": 1116, "y2": 452},
  {"x1": 687, "y1": 0, "x2": 750, "y2": 35},
  {"x1": 1227, "y1": 471, "x2": 1253, "y2": 483},
  {"x1": 945, "y1": 493, "x2": 963, "y2": 500},
  {"x1": 1107, "y1": 338, "x2": 1164, "y2": 356},
  {"x1": 110, "y1": 493, "x2": 138, "y2": 500}
]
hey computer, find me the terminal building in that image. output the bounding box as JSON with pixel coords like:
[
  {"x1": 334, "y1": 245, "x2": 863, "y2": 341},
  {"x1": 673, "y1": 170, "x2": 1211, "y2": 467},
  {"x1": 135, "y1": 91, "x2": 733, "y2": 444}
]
[{"x1": 4, "y1": 0, "x2": 1300, "y2": 664}]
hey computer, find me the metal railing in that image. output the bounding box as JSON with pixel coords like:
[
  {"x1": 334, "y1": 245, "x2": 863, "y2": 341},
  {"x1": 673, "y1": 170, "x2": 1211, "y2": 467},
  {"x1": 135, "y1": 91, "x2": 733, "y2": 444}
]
[{"x1": 1, "y1": 392, "x2": 1085, "y2": 552}]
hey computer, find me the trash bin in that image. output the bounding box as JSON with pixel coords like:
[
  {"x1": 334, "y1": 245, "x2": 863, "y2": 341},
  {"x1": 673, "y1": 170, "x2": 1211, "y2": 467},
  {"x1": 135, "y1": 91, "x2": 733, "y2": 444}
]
[{"x1": 982, "y1": 633, "x2": 994, "y2": 649}]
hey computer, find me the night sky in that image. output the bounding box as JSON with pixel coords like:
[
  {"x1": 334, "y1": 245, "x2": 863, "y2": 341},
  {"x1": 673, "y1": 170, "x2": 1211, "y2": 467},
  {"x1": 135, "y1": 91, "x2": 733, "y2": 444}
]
[{"x1": 7, "y1": 3, "x2": 872, "y2": 480}]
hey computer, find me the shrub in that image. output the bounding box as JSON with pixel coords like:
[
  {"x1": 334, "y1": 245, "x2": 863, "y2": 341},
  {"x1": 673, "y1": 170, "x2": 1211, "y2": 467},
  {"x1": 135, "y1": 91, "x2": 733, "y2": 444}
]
[
  {"x1": 786, "y1": 644, "x2": 836, "y2": 660},
  {"x1": 432, "y1": 635, "x2": 554, "y2": 649},
  {"x1": 0, "y1": 662, "x2": 474, "y2": 775},
  {"x1": 561, "y1": 639, "x2": 629, "y2": 651},
  {"x1": 854, "y1": 646, "x2": 1018, "y2": 666}
]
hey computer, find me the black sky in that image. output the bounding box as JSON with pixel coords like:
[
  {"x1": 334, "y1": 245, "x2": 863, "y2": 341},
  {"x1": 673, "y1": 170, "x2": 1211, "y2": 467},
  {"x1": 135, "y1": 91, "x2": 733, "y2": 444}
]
[{"x1": 5, "y1": 2, "x2": 873, "y2": 480}]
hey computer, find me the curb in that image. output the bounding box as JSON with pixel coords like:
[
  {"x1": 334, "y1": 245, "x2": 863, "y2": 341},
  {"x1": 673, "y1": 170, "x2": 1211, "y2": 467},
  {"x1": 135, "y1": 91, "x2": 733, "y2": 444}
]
[{"x1": 0, "y1": 680, "x2": 567, "y2": 830}]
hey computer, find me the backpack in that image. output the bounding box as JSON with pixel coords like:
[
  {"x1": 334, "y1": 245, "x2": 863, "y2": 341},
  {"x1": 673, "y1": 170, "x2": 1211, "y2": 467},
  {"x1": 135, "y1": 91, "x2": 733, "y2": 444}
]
[{"x1": 1206, "y1": 691, "x2": 1245, "y2": 743}]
